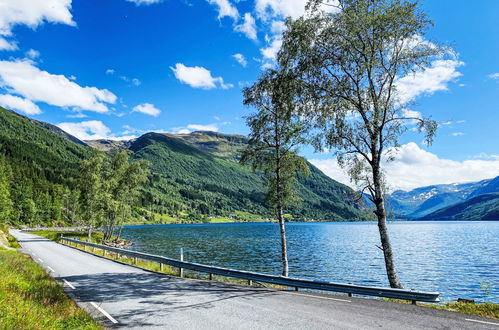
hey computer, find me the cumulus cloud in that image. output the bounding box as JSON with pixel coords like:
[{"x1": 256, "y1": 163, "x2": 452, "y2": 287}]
[
  {"x1": 256, "y1": 0, "x2": 338, "y2": 20},
  {"x1": 25, "y1": 49, "x2": 40, "y2": 59},
  {"x1": 106, "y1": 69, "x2": 115, "y2": 75},
  {"x1": 235, "y1": 13, "x2": 257, "y2": 40},
  {"x1": 260, "y1": 37, "x2": 283, "y2": 64},
  {"x1": 0, "y1": 37, "x2": 17, "y2": 51},
  {"x1": 170, "y1": 63, "x2": 233, "y2": 89},
  {"x1": 126, "y1": 0, "x2": 163, "y2": 5},
  {"x1": 232, "y1": 53, "x2": 247, "y2": 67},
  {"x1": 0, "y1": 94, "x2": 41, "y2": 115},
  {"x1": 132, "y1": 103, "x2": 161, "y2": 117},
  {"x1": 395, "y1": 60, "x2": 464, "y2": 104},
  {"x1": 206, "y1": 0, "x2": 239, "y2": 20},
  {"x1": 0, "y1": 0, "x2": 74, "y2": 50},
  {"x1": 488, "y1": 73, "x2": 499, "y2": 80},
  {"x1": 0, "y1": 59, "x2": 117, "y2": 112},
  {"x1": 57, "y1": 120, "x2": 137, "y2": 141},
  {"x1": 132, "y1": 78, "x2": 141, "y2": 86},
  {"x1": 171, "y1": 123, "x2": 220, "y2": 134},
  {"x1": 310, "y1": 142, "x2": 499, "y2": 191}
]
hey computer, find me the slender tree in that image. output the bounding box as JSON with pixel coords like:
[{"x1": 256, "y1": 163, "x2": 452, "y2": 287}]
[
  {"x1": 241, "y1": 69, "x2": 310, "y2": 277},
  {"x1": 102, "y1": 151, "x2": 149, "y2": 241},
  {"x1": 279, "y1": 0, "x2": 448, "y2": 287},
  {"x1": 77, "y1": 152, "x2": 105, "y2": 241}
]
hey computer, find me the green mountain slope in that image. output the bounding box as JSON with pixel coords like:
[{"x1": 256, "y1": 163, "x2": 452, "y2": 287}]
[
  {"x1": 418, "y1": 193, "x2": 499, "y2": 220},
  {"x1": 0, "y1": 107, "x2": 91, "y2": 225},
  {"x1": 0, "y1": 107, "x2": 368, "y2": 224},
  {"x1": 128, "y1": 132, "x2": 367, "y2": 220}
]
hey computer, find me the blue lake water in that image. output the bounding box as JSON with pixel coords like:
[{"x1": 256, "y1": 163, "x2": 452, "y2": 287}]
[{"x1": 121, "y1": 221, "x2": 498, "y2": 302}]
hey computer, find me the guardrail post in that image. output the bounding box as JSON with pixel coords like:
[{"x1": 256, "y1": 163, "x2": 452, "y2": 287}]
[
  {"x1": 209, "y1": 273, "x2": 213, "y2": 280},
  {"x1": 411, "y1": 300, "x2": 416, "y2": 305},
  {"x1": 179, "y1": 248, "x2": 184, "y2": 278},
  {"x1": 348, "y1": 293, "x2": 352, "y2": 297},
  {"x1": 133, "y1": 257, "x2": 137, "y2": 265},
  {"x1": 295, "y1": 287, "x2": 299, "y2": 291},
  {"x1": 160, "y1": 263, "x2": 163, "y2": 272},
  {"x1": 248, "y1": 280, "x2": 253, "y2": 286}
]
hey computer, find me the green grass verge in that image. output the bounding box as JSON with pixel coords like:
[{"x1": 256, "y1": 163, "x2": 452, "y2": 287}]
[
  {"x1": 0, "y1": 248, "x2": 102, "y2": 329},
  {"x1": 384, "y1": 299, "x2": 498, "y2": 320}
]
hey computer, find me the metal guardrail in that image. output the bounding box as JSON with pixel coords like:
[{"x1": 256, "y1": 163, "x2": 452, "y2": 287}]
[{"x1": 61, "y1": 236, "x2": 440, "y2": 303}]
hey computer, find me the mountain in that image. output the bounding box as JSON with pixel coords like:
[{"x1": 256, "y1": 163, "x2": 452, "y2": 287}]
[
  {"x1": 102, "y1": 131, "x2": 368, "y2": 221},
  {"x1": 418, "y1": 193, "x2": 499, "y2": 220},
  {"x1": 0, "y1": 107, "x2": 368, "y2": 225},
  {"x1": 386, "y1": 178, "x2": 497, "y2": 218}
]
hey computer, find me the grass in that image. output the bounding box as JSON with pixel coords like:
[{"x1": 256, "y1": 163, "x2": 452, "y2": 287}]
[
  {"x1": 384, "y1": 299, "x2": 499, "y2": 320},
  {"x1": 0, "y1": 246, "x2": 101, "y2": 329}
]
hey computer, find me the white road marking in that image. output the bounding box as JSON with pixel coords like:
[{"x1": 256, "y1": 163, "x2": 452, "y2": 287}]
[
  {"x1": 465, "y1": 318, "x2": 499, "y2": 326},
  {"x1": 283, "y1": 291, "x2": 351, "y2": 303},
  {"x1": 63, "y1": 279, "x2": 75, "y2": 289},
  {"x1": 47, "y1": 266, "x2": 55, "y2": 272},
  {"x1": 90, "y1": 302, "x2": 118, "y2": 324}
]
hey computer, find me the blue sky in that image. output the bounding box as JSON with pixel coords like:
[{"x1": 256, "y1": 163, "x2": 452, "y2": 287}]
[{"x1": 0, "y1": 0, "x2": 498, "y2": 190}]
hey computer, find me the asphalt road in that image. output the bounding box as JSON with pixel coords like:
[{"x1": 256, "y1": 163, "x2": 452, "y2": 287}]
[{"x1": 10, "y1": 230, "x2": 499, "y2": 329}]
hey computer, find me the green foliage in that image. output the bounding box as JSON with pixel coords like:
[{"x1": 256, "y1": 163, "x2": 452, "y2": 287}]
[
  {"x1": 0, "y1": 249, "x2": 101, "y2": 329},
  {"x1": 241, "y1": 68, "x2": 310, "y2": 218}
]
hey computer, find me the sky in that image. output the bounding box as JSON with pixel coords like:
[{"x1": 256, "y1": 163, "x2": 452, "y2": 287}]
[{"x1": 0, "y1": 0, "x2": 498, "y2": 191}]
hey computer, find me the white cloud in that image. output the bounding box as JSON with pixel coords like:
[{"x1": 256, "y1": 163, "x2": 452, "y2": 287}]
[
  {"x1": 488, "y1": 73, "x2": 499, "y2": 80},
  {"x1": 57, "y1": 120, "x2": 137, "y2": 141},
  {"x1": 0, "y1": 0, "x2": 75, "y2": 37},
  {"x1": 0, "y1": 94, "x2": 41, "y2": 115},
  {"x1": 451, "y1": 132, "x2": 464, "y2": 136},
  {"x1": 260, "y1": 37, "x2": 282, "y2": 60},
  {"x1": 132, "y1": 103, "x2": 161, "y2": 117},
  {"x1": 310, "y1": 142, "x2": 499, "y2": 191},
  {"x1": 396, "y1": 60, "x2": 464, "y2": 104},
  {"x1": 171, "y1": 123, "x2": 219, "y2": 134},
  {"x1": 126, "y1": 0, "x2": 163, "y2": 5},
  {"x1": 206, "y1": 0, "x2": 239, "y2": 20},
  {"x1": 132, "y1": 78, "x2": 141, "y2": 86},
  {"x1": 0, "y1": 37, "x2": 17, "y2": 51},
  {"x1": 255, "y1": 0, "x2": 338, "y2": 20},
  {"x1": 25, "y1": 49, "x2": 40, "y2": 59},
  {"x1": 187, "y1": 124, "x2": 219, "y2": 131},
  {"x1": 232, "y1": 53, "x2": 247, "y2": 67},
  {"x1": 170, "y1": 63, "x2": 233, "y2": 89},
  {"x1": 0, "y1": 60, "x2": 117, "y2": 112},
  {"x1": 235, "y1": 13, "x2": 257, "y2": 40},
  {"x1": 106, "y1": 69, "x2": 115, "y2": 75}
]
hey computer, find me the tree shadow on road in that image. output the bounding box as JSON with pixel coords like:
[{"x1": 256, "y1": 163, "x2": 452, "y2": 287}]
[{"x1": 61, "y1": 272, "x2": 280, "y2": 327}]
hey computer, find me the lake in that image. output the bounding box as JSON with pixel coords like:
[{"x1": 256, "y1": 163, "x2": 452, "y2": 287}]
[{"x1": 121, "y1": 221, "x2": 498, "y2": 302}]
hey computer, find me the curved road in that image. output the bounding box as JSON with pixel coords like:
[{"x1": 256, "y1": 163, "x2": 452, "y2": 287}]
[{"x1": 10, "y1": 230, "x2": 498, "y2": 329}]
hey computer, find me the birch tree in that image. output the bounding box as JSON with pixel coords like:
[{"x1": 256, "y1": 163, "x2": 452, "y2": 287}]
[
  {"x1": 279, "y1": 0, "x2": 448, "y2": 288},
  {"x1": 241, "y1": 69, "x2": 310, "y2": 277}
]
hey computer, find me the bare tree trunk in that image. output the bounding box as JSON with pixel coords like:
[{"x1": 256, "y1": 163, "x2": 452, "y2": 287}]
[
  {"x1": 277, "y1": 206, "x2": 289, "y2": 277},
  {"x1": 87, "y1": 226, "x2": 92, "y2": 242},
  {"x1": 372, "y1": 164, "x2": 403, "y2": 289}
]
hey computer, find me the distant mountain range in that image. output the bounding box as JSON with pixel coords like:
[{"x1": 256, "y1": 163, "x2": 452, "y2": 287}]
[
  {"x1": 0, "y1": 107, "x2": 368, "y2": 225},
  {"x1": 386, "y1": 176, "x2": 499, "y2": 220}
]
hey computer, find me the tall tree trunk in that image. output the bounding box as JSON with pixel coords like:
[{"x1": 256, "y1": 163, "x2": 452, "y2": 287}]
[
  {"x1": 277, "y1": 205, "x2": 289, "y2": 277},
  {"x1": 372, "y1": 163, "x2": 403, "y2": 289}
]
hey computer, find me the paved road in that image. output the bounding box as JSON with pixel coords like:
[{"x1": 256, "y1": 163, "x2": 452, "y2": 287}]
[{"x1": 10, "y1": 230, "x2": 499, "y2": 329}]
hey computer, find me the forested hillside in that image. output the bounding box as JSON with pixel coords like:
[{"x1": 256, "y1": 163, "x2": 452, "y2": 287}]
[
  {"x1": 0, "y1": 107, "x2": 369, "y2": 226},
  {"x1": 0, "y1": 107, "x2": 90, "y2": 225}
]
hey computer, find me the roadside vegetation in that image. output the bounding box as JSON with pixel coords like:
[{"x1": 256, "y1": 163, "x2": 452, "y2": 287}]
[
  {"x1": 0, "y1": 228, "x2": 101, "y2": 329},
  {"x1": 385, "y1": 299, "x2": 498, "y2": 320}
]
